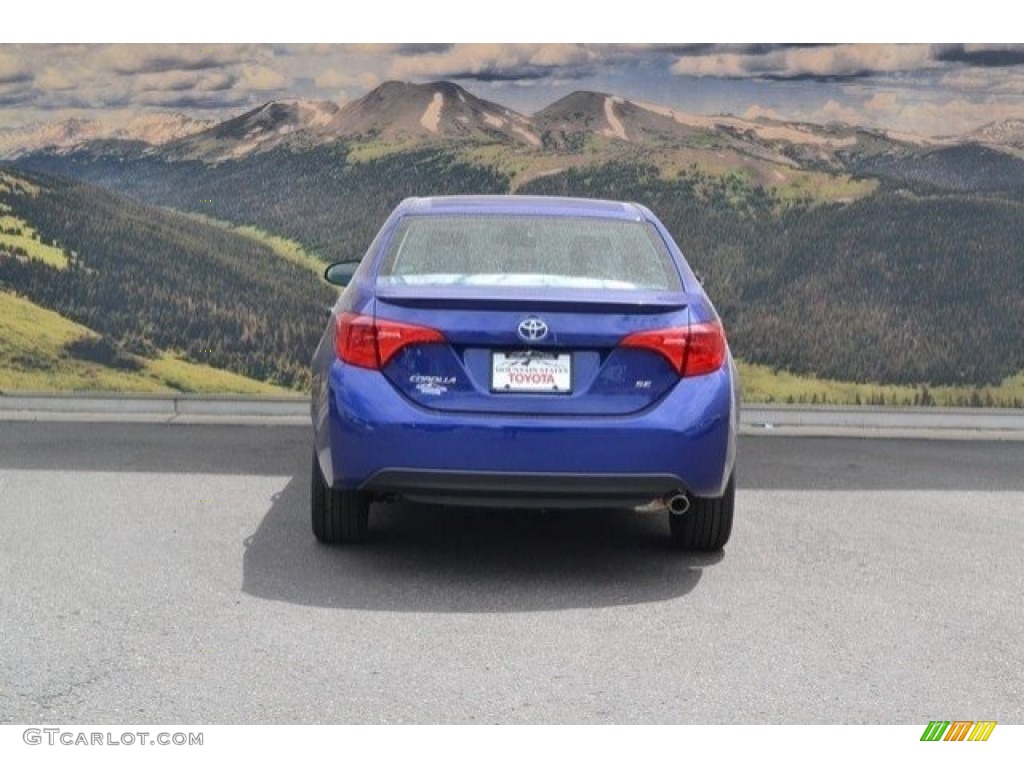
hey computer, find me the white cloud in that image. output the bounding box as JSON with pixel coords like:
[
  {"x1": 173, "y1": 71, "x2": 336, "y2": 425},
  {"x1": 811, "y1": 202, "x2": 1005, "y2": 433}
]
[
  {"x1": 806, "y1": 90, "x2": 1024, "y2": 136},
  {"x1": 35, "y1": 67, "x2": 76, "y2": 91},
  {"x1": 672, "y1": 44, "x2": 935, "y2": 79},
  {"x1": 782, "y1": 45, "x2": 933, "y2": 78},
  {"x1": 0, "y1": 50, "x2": 32, "y2": 84},
  {"x1": 388, "y1": 43, "x2": 591, "y2": 81},
  {"x1": 236, "y1": 64, "x2": 289, "y2": 91},
  {"x1": 940, "y1": 67, "x2": 1024, "y2": 95},
  {"x1": 743, "y1": 104, "x2": 783, "y2": 121},
  {"x1": 820, "y1": 99, "x2": 866, "y2": 125},
  {"x1": 883, "y1": 97, "x2": 1024, "y2": 136},
  {"x1": 671, "y1": 53, "x2": 751, "y2": 78},
  {"x1": 864, "y1": 92, "x2": 898, "y2": 112},
  {"x1": 97, "y1": 44, "x2": 253, "y2": 75},
  {"x1": 314, "y1": 69, "x2": 379, "y2": 91},
  {"x1": 133, "y1": 70, "x2": 236, "y2": 93}
]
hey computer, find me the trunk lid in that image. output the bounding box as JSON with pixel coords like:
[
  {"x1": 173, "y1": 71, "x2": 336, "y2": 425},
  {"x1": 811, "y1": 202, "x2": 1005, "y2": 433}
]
[{"x1": 374, "y1": 286, "x2": 691, "y2": 416}]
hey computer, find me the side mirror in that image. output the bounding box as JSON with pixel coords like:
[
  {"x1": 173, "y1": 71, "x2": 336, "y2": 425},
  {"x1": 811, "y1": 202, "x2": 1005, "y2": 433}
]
[{"x1": 324, "y1": 261, "x2": 360, "y2": 287}]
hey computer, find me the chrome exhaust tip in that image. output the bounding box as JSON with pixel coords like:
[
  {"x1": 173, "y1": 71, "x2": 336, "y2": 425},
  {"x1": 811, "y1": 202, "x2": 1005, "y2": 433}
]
[
  {"x1": 666, "y1": 492, "x2": 690, "y2": 516},
  {"x1": 634, "y1": 490, "x2": 691, "y2": 515}
]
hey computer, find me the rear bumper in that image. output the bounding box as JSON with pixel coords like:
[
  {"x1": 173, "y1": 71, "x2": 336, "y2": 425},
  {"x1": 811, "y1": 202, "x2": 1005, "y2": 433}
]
[
  {"x1": 362, "y1": 469, "x2": 687, "y2": 508},
  {"x1": 314, "y1": 358, "x2": 738, "y2": 500}
]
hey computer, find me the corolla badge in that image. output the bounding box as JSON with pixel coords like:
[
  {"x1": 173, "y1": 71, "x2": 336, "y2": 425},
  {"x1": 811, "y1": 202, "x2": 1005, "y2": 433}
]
[{"x1": 517, "y1": 317, "x2": 549, "y2": 342}]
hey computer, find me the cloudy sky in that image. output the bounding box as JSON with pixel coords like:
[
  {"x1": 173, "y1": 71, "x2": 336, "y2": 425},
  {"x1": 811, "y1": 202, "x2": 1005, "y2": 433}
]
[{"x1": 3, "y1": 39, "x2": 1023, "y2": 137}]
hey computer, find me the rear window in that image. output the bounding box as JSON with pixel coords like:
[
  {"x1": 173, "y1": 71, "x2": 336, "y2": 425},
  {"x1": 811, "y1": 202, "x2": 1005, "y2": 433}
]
[{"x1": 377, "y1": 214, "x2": 681, "y2": 291}]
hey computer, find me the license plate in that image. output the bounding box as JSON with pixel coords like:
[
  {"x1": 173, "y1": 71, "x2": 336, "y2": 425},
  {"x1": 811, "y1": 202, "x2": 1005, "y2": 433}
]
[{"x1": 491, "y1": 351, "x2": 572, "y2": 393}]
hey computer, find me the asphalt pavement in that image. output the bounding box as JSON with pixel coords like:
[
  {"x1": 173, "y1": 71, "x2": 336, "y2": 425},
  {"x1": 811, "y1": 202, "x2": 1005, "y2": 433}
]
[{"x1": 1, "y1": 422, "x2": 1022, "y2": 723}]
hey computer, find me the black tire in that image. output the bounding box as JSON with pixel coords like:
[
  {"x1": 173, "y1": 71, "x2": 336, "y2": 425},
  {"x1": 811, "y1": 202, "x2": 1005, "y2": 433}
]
[
  {"x1": 311, "y1": 451, "x2": 370, "y2": 544},
  {"x1": 669, "y1": 471, "x2": 734, "y2": 551}
]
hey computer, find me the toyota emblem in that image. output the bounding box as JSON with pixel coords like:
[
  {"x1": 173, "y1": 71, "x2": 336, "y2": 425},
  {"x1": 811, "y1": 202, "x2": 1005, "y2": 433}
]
[{"x1": 517, "y1": 317, "x2": 549, "y2": 342}]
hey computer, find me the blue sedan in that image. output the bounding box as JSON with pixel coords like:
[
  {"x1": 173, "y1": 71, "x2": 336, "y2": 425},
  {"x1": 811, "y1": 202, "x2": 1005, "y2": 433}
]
[{"x1": 311, "y1": 196, "x2": 738, "y2": 549}]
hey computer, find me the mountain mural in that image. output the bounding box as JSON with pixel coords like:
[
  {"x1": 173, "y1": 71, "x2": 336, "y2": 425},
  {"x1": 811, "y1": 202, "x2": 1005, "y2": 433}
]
[{"x1": 3, "y1": 81, "x2": 1024, "y2": 399}]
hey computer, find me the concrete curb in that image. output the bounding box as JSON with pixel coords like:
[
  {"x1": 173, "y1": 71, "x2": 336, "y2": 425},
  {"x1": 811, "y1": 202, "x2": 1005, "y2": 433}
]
[
  {"x1": 2, "y1": 393, "x2": 1024, "y2": 437},
  {"x1": 741, "y1": 404, "x2": 1024, "y2": 432},
  {"x1": 0, "y1": 393, "x2": 309, "y2": 425}
]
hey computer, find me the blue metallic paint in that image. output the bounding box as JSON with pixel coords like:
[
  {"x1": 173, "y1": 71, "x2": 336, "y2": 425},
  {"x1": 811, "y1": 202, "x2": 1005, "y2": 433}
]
[
  {"x1": 321, "y1": 358, "x2": 735, "y2": 497},
  {"x1": 311, "y1": 195, "x2": 738, "y2": 504}
]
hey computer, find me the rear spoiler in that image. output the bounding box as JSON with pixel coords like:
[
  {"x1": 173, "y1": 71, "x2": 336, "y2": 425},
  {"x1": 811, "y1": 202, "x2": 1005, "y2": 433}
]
[{"x1": 375, "y1": 285, "x2": 691, "y2": 314}]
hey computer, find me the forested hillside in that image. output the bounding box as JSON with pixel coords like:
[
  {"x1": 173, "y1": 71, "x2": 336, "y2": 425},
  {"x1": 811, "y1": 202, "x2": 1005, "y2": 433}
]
[
  {"x1": 847, "y1": 144, "x2": 1024, "y2": 193},
  {"x1": 0, "y1": 168, "x2": 333, "y2": 388},
  {"x1": 522, "y1": 165, "x2": 1024, "y2": 386},
  {"x1": 18, "y1": 147, "x2": 511, "y2": 262},
  {"x1": 13, "y1": 146, "x2": 1024, "y2": 390}
]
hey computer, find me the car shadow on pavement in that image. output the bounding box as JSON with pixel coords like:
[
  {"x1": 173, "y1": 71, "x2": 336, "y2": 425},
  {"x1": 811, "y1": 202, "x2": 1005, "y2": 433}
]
[{"x1": 242, "y1": 474, "x2": 722, "y2": 613}]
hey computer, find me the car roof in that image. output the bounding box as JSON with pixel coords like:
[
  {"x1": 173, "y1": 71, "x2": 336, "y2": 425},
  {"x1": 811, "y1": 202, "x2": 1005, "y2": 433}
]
[{"x1": 396, "y1": 195, "x2": 649, "y2": 221}]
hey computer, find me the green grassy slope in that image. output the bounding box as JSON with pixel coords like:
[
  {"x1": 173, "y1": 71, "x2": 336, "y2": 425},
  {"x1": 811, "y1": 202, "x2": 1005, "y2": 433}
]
[
  {"x1": 0, "y1": 290, "x2": 294, "y2": 394},
  {"x1": 737, "y1": 361, "x2": 1024, "y2": 408},
  {"x1": 0, "y1": 166, "x2": 334, "y2": 391},
  {"x1": 179, "y1": 211, "x2": 328, "y2": 276}
]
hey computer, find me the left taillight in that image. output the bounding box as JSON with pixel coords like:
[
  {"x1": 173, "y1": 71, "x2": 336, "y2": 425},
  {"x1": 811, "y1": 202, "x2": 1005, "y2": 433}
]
[
  {"x1": 335, "y1": 312, "x2": 444, "y2": 370},
  {"x1": 620, "y1": 320, "x2": 728, "y2": 377}
]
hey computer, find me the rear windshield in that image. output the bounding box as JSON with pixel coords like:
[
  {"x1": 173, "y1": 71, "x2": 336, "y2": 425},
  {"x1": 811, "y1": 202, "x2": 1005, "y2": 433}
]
[{"x1": 377, "y1": 214, "x2": 681, "y2": 291}]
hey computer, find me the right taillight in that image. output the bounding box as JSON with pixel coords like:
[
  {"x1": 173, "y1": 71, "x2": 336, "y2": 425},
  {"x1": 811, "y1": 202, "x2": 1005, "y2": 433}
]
[
  {"x1": 620, "y1": 320, "x2": 727, "y2": 377},
  {"x1": 335, "y1": 312, "x2": 444, "y2": 370}
]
